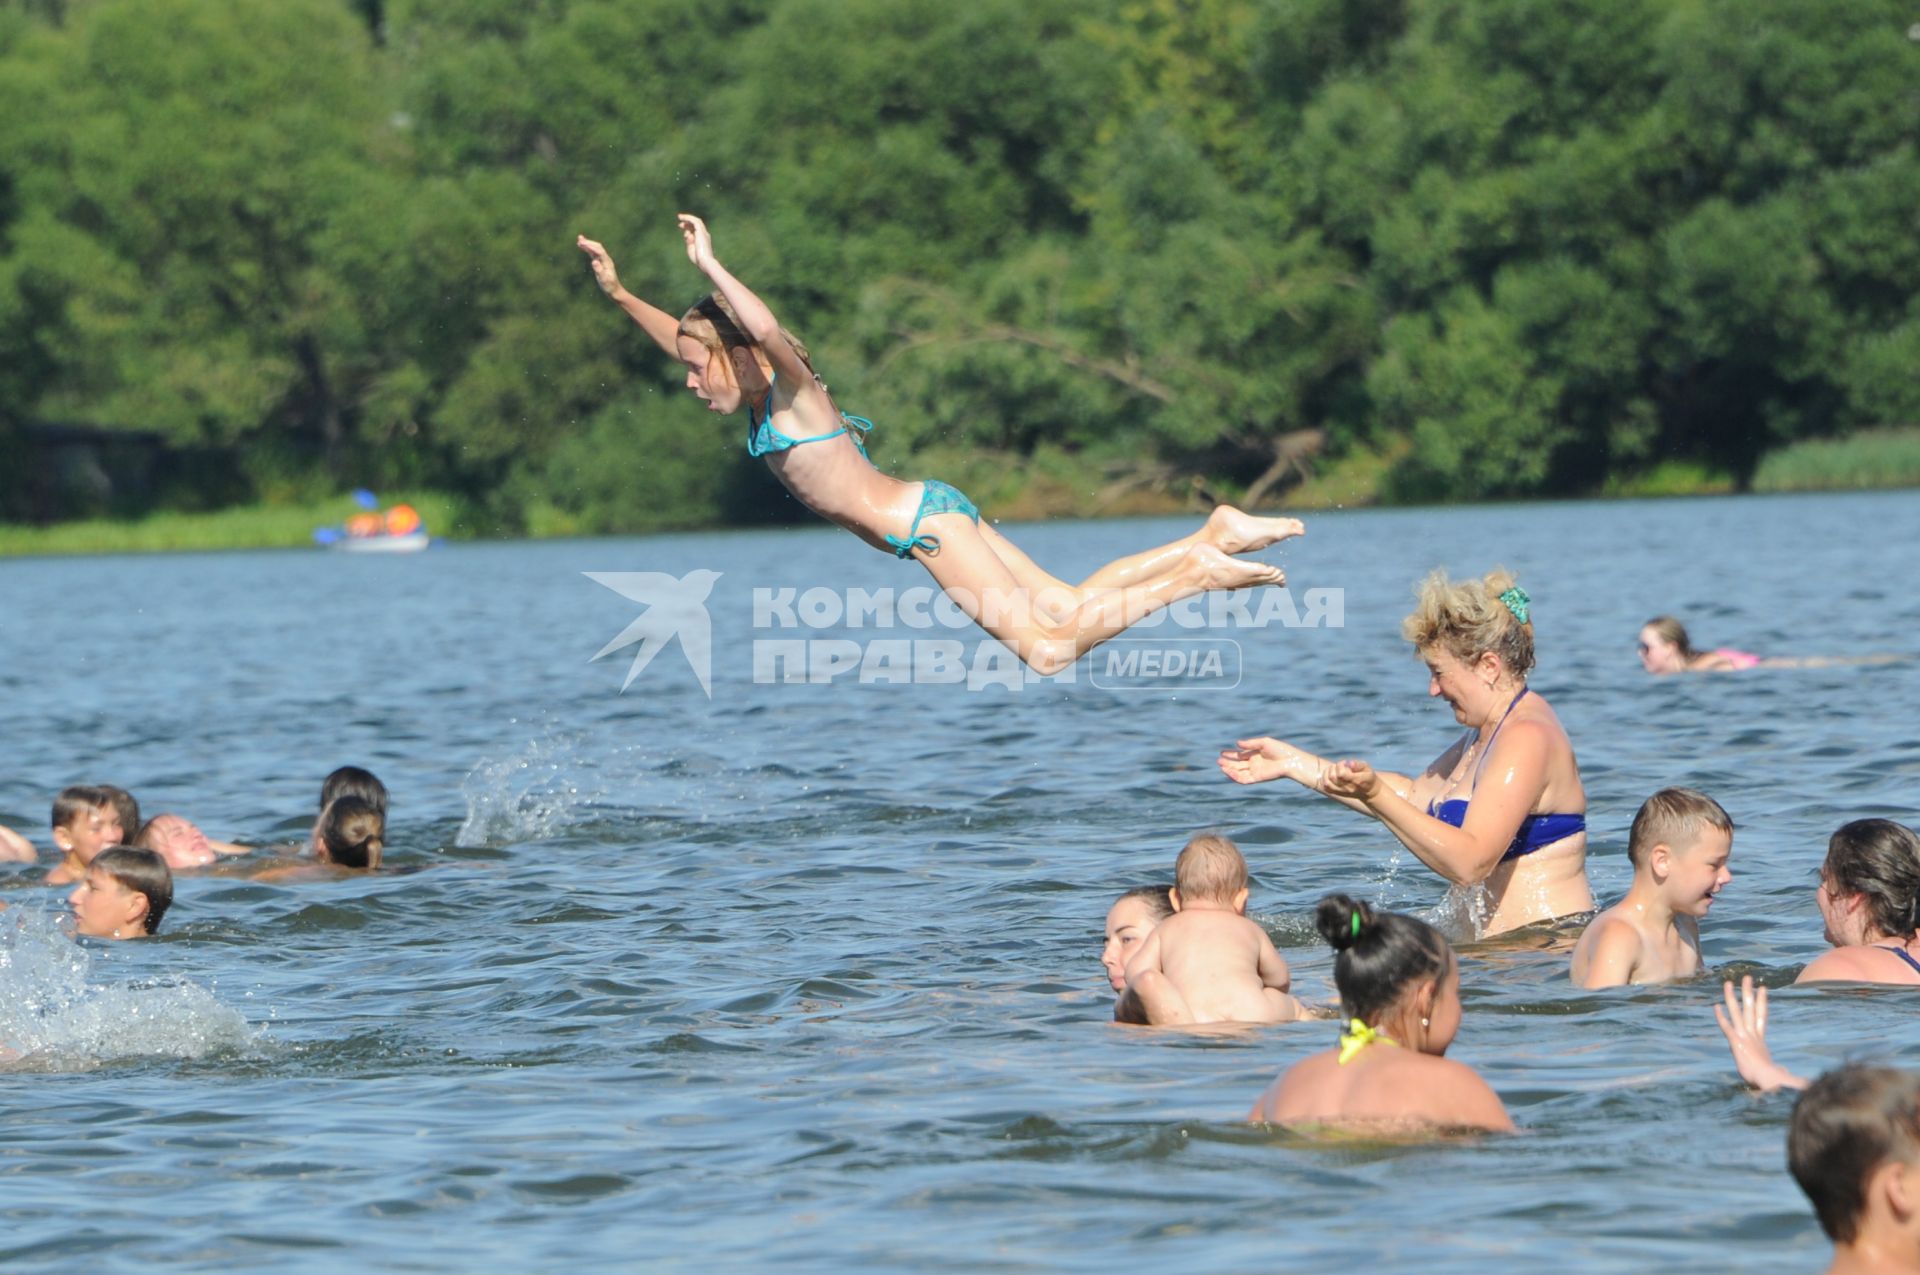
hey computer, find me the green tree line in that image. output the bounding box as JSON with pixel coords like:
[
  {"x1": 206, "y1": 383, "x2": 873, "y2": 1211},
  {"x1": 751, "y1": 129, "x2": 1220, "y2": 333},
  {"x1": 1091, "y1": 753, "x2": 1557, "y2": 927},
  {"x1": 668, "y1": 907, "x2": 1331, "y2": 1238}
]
[{"x1": 1, "y1": 0, "x2": 1916, "y2": 531}]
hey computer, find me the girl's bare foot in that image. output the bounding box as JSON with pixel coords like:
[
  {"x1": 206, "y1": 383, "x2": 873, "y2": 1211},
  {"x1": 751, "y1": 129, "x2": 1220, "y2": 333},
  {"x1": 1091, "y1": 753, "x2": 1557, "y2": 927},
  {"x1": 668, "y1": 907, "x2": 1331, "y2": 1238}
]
[
  {"x1": 1204, "y1": 505, "x2": 1305, "y2": 555},
  {"x1": 1186, "y1": 543, "x2": 1285, "y2": 590}
]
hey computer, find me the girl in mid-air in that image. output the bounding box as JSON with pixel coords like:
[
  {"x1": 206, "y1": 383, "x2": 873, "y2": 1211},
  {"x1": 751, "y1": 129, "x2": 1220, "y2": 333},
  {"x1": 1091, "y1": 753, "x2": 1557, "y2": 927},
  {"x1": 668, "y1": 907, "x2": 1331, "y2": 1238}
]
[{"x1": 577, "y1": 216, "x2": 1303, "y2": 675}]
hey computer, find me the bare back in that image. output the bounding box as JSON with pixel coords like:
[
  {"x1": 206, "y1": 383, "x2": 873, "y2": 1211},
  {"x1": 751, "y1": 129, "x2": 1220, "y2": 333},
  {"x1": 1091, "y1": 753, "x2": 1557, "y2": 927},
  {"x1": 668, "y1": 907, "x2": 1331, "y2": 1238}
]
[
  {"x1": 1146, "y1": 909, "x2": 1295, "y2": 1025},
  {"x1": 1251, "y1": 1047, "x2": 1513, "y2": 1132}
]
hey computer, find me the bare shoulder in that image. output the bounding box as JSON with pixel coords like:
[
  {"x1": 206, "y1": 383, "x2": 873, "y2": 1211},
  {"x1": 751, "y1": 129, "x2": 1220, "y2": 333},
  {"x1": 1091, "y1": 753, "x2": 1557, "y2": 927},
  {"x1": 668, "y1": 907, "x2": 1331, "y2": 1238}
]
[
  {"x1": 1571, "y1": 910, "x2": 1645, "y2": 986},
  {"x1": 1251, "y1": 1050, "x2": 1338, "y2": 1122},
  {"x1": 1799, "y1": 945, "x2": 1910, "y2": 984},
  {"x1": 1424, "y1": 1056, "x2": 1514, "y2": 1131}
]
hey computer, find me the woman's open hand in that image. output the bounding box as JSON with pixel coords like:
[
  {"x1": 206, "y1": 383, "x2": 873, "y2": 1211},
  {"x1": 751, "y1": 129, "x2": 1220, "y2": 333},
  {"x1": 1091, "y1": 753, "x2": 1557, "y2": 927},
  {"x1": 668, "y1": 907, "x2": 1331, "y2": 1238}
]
[
  {"x1": 575, "y1": 235, "x2": 624, "y2": 298},
  {"x1": 678, "y1": 213, "x2": 717, "y2": 272},
  {"x1": 1219, "y1": 737, "x2": 1307, "y2": 786}
]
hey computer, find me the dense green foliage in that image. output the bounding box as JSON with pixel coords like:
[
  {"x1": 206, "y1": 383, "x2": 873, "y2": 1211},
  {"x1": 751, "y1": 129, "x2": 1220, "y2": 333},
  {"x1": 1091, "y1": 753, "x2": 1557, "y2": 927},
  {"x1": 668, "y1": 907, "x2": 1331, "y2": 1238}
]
[{"x1": 2, "y1": 0, "x2": 1916, "y2": 531}]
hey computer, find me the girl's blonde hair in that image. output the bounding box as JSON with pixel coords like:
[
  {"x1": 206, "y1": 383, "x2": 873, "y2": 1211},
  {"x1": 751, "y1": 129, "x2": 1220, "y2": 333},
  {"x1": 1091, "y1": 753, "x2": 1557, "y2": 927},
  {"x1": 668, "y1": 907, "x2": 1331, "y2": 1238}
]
[
  {"x1": 677, "y1": 293, "x2": 822, "y2": 389},
  {"x1": 1401, "y1": 567, "x2": 1535, "y2": 677},
  {"x1": 1643, "y1": 615, "x2": 1696, "y2": 660}
]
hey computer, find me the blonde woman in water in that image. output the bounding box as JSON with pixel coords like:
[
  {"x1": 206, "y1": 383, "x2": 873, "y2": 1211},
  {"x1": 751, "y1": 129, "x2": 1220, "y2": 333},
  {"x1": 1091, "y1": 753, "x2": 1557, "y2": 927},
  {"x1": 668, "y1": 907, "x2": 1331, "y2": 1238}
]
[
  {"x1": 1220, "y1": 569, "x2": 1591, "y2": 936},
  {"x1": 577, "y1": 215, "x2": 1304, "y2": 675}
]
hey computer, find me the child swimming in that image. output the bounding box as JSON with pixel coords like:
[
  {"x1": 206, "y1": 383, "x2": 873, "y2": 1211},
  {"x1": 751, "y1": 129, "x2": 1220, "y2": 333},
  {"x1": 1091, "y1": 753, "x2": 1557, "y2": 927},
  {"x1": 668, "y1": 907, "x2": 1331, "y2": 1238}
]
[
  {"x1": 68, "y1": 846, "x2": 172, "y2": 939},
  {"x1": 1570, "y1": 788, "x2": 1734, "y2": 988},
  {"x1": 1249, "y1": 894, "x2": 1512, "y2": 1132},
  {"x1": 44, "y1": 785, "x2": 123, "y2": 886},
  {"x1": 1122, "y1": 835, "x2": 1301, "y2": 1026},
  {"x1": 577, "y1": 218, "x2": 1304, "y2": 675}
]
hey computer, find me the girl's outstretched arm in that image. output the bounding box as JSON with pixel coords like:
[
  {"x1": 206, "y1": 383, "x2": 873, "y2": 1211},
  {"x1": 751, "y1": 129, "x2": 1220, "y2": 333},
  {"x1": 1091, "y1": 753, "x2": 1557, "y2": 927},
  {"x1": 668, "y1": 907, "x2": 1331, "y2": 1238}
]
[
  {"x1": 676, "y1": 214, "x2": 815, "y2": 388},
  {"x1": 577, "y1": 235, "x2": 682, "y2": 355}
]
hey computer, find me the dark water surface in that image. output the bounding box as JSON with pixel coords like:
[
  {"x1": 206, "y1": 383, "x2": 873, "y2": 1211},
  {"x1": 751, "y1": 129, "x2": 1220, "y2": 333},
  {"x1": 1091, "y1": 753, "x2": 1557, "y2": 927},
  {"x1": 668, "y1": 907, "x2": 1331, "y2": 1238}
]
[{"x1": 3, "y1": 491, "x2": 1919, "y2": 1271}]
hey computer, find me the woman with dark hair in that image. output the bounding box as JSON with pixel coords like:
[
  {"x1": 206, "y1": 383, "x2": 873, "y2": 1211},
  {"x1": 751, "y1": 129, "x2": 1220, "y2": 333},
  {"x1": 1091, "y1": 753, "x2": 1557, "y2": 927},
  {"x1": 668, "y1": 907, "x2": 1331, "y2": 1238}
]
[
  {"x1": 1222, "y1": 568, "x2": 1590, "y2": 935},
  {"x1": 1799, "y1": 820, "x2": 1920, "y2": 985},
  {"x1": 1248, "y1": 894, "x2": 1511, "y2": 1132},
  {"x1": 1104, "y1": 886, "x2": 1173, "y2": 1025}
]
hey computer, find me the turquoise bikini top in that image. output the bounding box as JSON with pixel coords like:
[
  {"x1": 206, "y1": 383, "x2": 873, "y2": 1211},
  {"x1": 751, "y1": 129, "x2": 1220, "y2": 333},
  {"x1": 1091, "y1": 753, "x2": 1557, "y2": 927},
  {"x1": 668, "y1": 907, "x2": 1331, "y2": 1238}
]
[{"x1": 745, "y1": 374, "x2": 873, "y2": 459}]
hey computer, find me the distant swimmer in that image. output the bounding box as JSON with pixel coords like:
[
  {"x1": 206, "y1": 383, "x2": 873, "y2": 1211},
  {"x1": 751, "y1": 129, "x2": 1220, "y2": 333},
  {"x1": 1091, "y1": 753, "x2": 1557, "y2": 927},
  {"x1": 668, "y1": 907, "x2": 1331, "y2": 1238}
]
[
  {"x1": 1248, "y1": 894, "x2": 1513, "y2": 1133},
  {"x1": 577, "y1": 217, "x2": 1303, "y2": 676},
  {"x1": 1638, "y1": 615, "x2": 1907, "y2": 675}
]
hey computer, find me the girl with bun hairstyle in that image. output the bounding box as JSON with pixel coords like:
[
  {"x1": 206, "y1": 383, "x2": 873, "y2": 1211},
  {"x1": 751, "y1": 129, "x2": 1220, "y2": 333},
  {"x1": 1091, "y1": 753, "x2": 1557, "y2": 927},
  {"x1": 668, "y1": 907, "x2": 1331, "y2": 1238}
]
[
  {"x1": 1222, "y1": 568, "x2": 1590, "y2": 935},
  {"x1": 1249, "y1": 895, "x2": 1513, "y2": 1132}
]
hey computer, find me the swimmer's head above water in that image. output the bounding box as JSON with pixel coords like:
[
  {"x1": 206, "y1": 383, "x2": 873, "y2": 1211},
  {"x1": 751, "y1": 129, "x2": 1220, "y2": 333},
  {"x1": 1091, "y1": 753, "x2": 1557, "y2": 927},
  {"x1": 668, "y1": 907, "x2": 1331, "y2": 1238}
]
[
  {"x1": 69, "y1": 846, "x2": 172, "y2": 939},
  {"x1": 50, "y1": 785, "x2": 123, "y2": 869},
  {"x1": 1790, "y1": 1065, "x2": 1920, "y2": 1248},
  {"x1": 1317, "y1": 894, "x2": 1459, "y2": 1054},
  {"x1": 1817, "y1": 819, "x2": 1920, "y2": 947},
  {"x1": 1103, "y1": 886, "x2": 1173, "y2": 994},
  {"x1": 320, "y1": 766, "x2": 388, "y2": 818},
  {"x1": 314, "y1": 797, "x2": 385, "y2": 870},
  {"x1": 1637, "y1": 616, "x2": 1697, "y2": 674}
]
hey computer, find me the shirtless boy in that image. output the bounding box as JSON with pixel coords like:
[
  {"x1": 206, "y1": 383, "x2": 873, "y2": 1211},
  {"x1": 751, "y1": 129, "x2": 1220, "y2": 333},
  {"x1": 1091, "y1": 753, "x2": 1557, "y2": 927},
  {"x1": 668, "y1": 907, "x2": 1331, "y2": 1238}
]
[
  {"x1": 1125, "y1": 834, "x2": 1302, "y2": 1025},
  {"x1": 1571, "y1": 787, "x2": 1733, "y2": 988},
  {"x1": 45, "y1": 785, "x2": 124, "y2": 887}
]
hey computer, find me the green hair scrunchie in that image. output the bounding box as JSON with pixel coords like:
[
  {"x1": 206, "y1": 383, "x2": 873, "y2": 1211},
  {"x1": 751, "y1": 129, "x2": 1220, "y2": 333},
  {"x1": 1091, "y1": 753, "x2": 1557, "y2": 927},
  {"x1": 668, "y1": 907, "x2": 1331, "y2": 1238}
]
[
  {"x1": 1350, "y1": 911, "x2": 1362, "y2": 939},
  {"x1": 1499, "y1": 586, "x2": 1531, "y2": 625}
]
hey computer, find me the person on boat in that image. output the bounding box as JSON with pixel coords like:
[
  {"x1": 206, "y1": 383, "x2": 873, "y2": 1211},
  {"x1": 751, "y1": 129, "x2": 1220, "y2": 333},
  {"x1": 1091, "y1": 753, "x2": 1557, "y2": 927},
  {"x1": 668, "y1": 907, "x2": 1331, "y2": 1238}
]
[
  {"x1": 577, "y1": 217, "x2": 1304, "y2": 675},
  {"x1": 1248, "y1": 893, "x2": 1512, "y2": 1132},
  {"x1": 1220, "y1": 569, "x2": 1591, "y2": 936}
]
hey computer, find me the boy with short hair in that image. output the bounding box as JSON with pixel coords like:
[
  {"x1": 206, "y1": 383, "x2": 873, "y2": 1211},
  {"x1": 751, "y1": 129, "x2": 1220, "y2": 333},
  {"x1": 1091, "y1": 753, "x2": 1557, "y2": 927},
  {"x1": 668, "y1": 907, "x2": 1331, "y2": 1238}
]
[
  {"x1": 46, "y1": 785, "x2": 124, "y2": 886},
  {"x1": 1570, "y1": 787, "x2": 1733, "y2": 988},
  {"x1": 68, "y1": 845, "x2": 172, "y2": 939},
  {"x1": 1124, "y1": 834, "x2": 1302, "y2": 1025},
  {"x1": 1789, "y1": 1064, "x2": 1920, "y2": 1274}
]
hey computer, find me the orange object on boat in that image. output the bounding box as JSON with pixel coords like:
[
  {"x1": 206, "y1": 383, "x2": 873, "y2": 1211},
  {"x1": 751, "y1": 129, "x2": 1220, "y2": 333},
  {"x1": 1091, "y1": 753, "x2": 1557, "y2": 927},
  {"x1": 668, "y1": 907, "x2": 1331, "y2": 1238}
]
[
  {"x1": 345, "y1": 512, "x2": 383, "y2": 537},
  {"x1": 384, "y1": 504, "x2": 422, "y2": 536}
]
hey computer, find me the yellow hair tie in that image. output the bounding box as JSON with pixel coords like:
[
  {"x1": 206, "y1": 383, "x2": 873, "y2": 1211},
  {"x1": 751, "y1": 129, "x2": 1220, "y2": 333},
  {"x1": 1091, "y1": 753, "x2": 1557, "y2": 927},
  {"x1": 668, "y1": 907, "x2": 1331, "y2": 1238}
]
[{"x1": 1337, "y1": 1018, "x2": 1398, "y2": 1065}]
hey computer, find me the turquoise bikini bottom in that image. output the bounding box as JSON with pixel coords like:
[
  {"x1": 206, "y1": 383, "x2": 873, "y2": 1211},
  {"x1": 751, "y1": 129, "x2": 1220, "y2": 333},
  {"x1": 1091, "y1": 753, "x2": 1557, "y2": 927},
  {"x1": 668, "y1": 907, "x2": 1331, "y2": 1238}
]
[{"x1": 886, "y1": 480, "x2": 980, "y2": 559}]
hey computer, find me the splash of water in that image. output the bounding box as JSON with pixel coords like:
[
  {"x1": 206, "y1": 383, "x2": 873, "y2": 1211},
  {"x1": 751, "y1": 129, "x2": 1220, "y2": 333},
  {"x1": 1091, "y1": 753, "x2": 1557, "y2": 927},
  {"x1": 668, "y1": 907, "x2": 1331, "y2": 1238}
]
[
  {"x1": 457, "y1": 729, "x2": 610, "y2": 847},
  {"x1": 0, "y1": 910, "x2": 253, "y2": 1068}
]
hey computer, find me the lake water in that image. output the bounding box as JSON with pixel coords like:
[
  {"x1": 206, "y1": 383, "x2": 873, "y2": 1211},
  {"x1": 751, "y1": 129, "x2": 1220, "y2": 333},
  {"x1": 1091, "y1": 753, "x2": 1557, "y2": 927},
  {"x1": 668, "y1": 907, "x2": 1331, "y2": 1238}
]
[{"x1": 3, "y1": 490, "x2": 1919, "y2": 1271}]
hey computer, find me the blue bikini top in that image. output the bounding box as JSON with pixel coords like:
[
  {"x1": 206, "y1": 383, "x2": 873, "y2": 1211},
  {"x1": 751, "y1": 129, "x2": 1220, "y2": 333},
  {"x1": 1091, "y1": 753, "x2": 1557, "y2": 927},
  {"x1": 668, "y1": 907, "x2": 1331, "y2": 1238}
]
[
  {"x1": 745, "y1": 373, "x2": 873, "y2": 459},
  {"x1": 1426, "y1": 688, "x2": 1586, "y2": 863}
]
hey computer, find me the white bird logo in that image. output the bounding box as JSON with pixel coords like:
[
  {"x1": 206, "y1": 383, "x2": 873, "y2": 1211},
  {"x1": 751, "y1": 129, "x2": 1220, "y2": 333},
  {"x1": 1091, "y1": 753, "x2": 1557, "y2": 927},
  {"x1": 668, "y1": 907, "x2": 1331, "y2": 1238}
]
[{"x1": 584, "y1": 569, "x2": 722, "y2": 698}]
